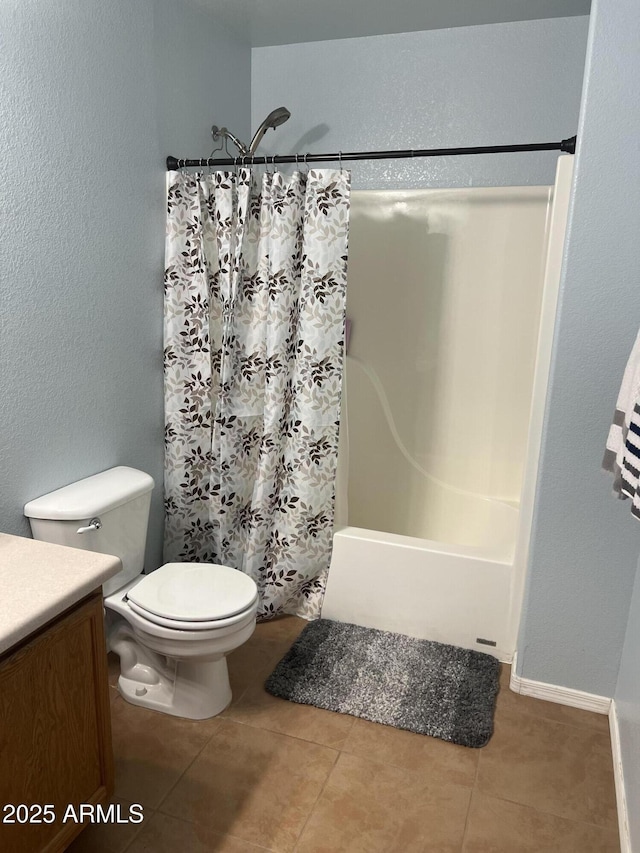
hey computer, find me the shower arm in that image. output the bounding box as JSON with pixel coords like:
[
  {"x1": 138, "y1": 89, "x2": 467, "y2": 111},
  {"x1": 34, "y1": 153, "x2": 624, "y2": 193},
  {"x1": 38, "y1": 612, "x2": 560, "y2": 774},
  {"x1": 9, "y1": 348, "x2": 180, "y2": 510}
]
[{"x1": 211, "y1": 126, "x2": 249, "y2": 157}]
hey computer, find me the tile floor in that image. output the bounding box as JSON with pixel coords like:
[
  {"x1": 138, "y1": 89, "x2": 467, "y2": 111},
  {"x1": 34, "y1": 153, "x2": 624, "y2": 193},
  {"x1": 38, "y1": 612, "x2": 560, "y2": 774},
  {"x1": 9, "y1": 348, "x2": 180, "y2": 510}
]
[{"x1": 68, "y1": 617, "x2": 621, "y2": 853}]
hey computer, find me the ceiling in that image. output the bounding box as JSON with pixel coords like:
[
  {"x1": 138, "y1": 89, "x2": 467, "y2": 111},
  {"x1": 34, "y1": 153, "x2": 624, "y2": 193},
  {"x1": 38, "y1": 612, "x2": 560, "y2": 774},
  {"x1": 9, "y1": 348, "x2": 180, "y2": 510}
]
[{"x1": 197, "y1": 0, "x2": 591, "y2": 47}]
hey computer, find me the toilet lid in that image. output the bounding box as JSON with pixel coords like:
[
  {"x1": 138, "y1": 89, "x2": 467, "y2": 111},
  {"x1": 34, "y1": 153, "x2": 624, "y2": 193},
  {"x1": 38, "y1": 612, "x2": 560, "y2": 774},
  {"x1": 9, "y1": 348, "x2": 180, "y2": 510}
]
[{"x1": 126, "y1": 563, "x2": 258, "y2": 622}]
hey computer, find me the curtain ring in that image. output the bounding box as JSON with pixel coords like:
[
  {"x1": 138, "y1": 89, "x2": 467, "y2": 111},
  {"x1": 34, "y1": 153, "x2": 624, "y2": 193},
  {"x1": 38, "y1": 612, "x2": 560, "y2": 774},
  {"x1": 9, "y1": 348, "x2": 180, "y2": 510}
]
[{"x1": 338, "y1": 151, "x2": 343, "y2": 172}]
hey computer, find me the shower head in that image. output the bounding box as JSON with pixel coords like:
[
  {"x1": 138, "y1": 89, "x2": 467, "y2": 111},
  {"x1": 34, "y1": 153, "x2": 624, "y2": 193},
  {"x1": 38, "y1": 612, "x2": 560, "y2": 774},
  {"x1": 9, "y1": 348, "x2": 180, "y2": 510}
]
[{"x1": 248, "y1": 107, "x2": 291, "y2": 154}]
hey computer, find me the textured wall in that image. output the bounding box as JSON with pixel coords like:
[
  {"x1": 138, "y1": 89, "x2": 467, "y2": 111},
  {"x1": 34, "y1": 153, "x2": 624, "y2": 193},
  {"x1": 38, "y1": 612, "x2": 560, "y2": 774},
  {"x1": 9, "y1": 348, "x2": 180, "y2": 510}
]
[
  {"x1": 251, "y1": 17, "x2": 589, "y2": 190},
  {"x1": 517, "y1": 0, "x2": 640, "y2": 697},
  {"x1": 153, "y1": 0, "x2": 250, "y2": 158},
  {"x1": 0, "y1": 0, "x2": 250, "y2": 568}
]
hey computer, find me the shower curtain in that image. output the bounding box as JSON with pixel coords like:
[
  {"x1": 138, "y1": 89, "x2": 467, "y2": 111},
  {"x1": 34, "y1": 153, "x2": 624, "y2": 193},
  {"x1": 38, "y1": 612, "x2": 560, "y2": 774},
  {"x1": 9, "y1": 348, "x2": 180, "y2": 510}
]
[{"x1": 163, "y1": 168, "x2": 351, "y2": 619}]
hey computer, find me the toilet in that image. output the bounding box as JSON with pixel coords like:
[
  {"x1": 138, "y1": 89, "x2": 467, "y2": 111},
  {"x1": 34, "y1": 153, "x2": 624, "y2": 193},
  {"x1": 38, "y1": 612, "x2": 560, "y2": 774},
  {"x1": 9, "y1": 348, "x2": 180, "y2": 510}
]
[{"x1": 24, "y1": 466, "x2": 258, "y2": 720}]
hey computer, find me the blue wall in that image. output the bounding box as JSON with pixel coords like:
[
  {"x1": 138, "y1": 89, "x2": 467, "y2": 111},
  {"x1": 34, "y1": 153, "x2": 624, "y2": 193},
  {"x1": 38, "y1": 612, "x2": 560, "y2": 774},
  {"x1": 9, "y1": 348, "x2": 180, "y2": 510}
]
[
  {"x1": 517, "y1": 0, "x2": 640, "y2": 698},
  {"x1": 152, "y1": 0, "x2": 250, "y2": 158},
  {"x1": 251, "y1": 17, "x2": 589, "y2": 190},
  {"x1": 0, "y1": 0, "x2": 250, "y2": 568}
]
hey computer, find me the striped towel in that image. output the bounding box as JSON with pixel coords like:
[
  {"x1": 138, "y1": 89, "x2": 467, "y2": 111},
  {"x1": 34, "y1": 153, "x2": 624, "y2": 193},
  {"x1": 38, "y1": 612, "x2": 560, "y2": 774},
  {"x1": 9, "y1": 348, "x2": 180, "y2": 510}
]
[{"x1": 603, "y1": 328, "x2": 640, "y2": 519}]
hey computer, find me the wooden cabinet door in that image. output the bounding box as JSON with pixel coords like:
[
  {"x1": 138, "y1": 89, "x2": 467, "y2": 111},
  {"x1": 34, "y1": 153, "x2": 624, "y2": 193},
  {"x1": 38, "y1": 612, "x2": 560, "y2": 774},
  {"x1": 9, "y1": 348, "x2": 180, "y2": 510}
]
[{"x1": 0, "y1": 591, "x2": 114, "y2": 852}]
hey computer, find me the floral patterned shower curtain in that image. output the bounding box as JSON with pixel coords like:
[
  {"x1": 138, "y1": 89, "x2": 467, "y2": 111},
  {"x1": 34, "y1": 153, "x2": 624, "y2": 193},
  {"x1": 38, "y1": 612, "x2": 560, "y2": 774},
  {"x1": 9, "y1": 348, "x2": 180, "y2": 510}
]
[{"x1": 163, "y1": 168, "x2": 350, "y2": 619}]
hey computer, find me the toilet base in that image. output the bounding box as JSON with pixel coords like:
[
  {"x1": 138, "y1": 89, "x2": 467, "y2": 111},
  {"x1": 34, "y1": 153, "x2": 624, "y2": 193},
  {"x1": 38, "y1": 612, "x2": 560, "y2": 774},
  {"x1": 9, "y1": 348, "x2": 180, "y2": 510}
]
[
  {"x1": 117, "y1": 655, "x2": 232, "y2": 719},
  {"x1": 109, "y1": 620, "x2": 234, "y2": 719}
]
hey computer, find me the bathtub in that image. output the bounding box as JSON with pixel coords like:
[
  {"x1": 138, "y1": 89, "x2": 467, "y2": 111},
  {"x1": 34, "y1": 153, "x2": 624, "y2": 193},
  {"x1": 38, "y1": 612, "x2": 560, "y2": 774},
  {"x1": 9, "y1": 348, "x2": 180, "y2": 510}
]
[
  {"x1": 322, "y1": 501, "x2": 517, "y2": 662},
  {"x1": 321, "y1": 158, "x2": 574, "y2": 663}
]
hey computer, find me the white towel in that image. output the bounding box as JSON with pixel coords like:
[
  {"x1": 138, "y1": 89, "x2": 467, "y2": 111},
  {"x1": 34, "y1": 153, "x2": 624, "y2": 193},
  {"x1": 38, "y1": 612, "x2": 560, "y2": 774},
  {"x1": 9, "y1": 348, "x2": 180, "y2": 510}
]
[{"x1": 603, "y1": 327, "x2": 640, "y2": 519}]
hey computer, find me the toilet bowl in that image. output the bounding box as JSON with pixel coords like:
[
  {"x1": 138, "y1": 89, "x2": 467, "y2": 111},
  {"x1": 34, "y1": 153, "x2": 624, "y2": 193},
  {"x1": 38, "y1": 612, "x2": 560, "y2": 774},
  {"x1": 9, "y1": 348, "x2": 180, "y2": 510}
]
[{"x1": 24, "y1": 466, "x2": 258, "y2": 720}]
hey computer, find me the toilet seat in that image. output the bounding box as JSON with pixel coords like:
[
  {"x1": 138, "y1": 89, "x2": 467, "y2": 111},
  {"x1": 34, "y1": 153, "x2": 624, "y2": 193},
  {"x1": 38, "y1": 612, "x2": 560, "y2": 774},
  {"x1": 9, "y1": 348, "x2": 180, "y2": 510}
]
[
  {"x1": 125, "y1": 595, "x2": 258, "y2": 631},
  {"x1": 126, "y1": 562, "x2": 258, "y2": 625},
  {"x1": 105, "y1": 577, "x2": 258, "y2": 645}
]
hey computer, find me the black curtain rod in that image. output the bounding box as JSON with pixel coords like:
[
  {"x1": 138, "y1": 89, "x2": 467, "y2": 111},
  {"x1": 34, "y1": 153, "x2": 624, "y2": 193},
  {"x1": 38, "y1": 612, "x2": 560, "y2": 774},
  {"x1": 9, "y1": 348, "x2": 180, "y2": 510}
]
[{"x1": 166, "y1": 136, "x2": 576, "y2": 170}]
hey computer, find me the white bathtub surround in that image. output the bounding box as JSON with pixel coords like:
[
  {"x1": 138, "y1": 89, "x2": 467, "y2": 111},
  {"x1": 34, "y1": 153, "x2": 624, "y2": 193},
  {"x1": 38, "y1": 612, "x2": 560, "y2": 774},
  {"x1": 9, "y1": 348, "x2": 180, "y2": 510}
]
[
  {"x1": 323, "y1": 156, "x2": 574, "y2": 661},
  {"x1": 164, "y1": 168, "x2": 350, "y2": 620},
  {"x1": 323, "y1": 522, "x2": 516, "y2": 661}
]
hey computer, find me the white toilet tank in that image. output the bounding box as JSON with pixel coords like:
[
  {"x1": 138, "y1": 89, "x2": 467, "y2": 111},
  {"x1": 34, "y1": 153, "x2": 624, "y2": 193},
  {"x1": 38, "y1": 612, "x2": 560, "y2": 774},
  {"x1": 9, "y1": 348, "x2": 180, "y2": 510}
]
[{"x1": 24, "y1": 466, "x2": 155, "y2": 597}]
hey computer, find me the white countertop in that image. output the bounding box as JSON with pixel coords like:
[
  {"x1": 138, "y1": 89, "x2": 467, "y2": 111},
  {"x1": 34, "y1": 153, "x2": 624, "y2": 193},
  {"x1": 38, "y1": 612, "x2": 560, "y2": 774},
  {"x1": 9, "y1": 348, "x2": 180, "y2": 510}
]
[{"x1": 0, "y1": 533, "x2": 121, "y2": 656}]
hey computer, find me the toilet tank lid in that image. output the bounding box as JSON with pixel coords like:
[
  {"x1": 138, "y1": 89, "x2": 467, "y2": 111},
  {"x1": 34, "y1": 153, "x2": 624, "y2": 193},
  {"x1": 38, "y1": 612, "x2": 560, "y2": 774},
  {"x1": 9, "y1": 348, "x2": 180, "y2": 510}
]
[{"x1": 24, "y1": 466, "x2": 155, "y2": 520}]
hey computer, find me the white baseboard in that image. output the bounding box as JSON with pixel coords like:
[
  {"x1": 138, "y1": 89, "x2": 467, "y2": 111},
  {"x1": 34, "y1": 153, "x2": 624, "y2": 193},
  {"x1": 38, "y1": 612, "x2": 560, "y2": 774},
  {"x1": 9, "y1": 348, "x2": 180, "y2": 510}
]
[
  {"x1": 509, "y1": 653, "x2": 611, "y2": 714},
  {"x1": 509, "y1": 655, "x2": 631, "y2": 851},
  {"x1": 609, "y1": 701, "x2": 632, "y2": 853}
]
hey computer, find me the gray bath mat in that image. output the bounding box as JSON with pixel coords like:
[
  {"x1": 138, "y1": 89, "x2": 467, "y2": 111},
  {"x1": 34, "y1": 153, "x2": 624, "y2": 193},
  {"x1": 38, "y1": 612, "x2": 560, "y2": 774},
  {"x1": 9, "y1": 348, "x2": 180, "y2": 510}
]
[{"x1": 265, "y1": 619, "x2": 500, "y2": 748}]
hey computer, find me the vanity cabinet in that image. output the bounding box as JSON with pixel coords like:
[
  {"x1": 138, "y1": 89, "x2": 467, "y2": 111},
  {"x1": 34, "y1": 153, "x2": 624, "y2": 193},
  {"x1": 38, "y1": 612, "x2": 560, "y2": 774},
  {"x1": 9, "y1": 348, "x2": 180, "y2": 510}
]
[{"x1": 0, "y1": 590, "x2": 114, "y2": 853}]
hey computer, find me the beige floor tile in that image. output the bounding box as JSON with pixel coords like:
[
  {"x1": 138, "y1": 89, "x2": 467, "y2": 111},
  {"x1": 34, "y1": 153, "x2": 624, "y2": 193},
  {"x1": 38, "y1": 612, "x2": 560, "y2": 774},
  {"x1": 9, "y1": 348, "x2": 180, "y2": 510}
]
[
  {"x1": 226, "y1": 634, "x2": 290, "y2": 704},
  {"x1": 110, "y1": 696, "x2": 222, "y2": 810},
  {"x1": 477, "y1": 708, "x2": 618, "y2": 827},
  {"x1": 463, "y1": 791, "x2": 621, "y2": 852},
  {"x1": 252, "y1": 615, "x2": 308, "y2": 644},
  {"x1": 127, "y1": 811, "x2": 274, "y2": 852},
  {"x1": 158, "y1": 719, "x2": 338, "y2": 852},
  {"x1": 498, "y1": 666, "x2": 610, "y2": 733},
  {"x1": 103, "y1": 626, "x2": 621, "y2": 853},
  {"x1": 341, "y1": 716, "x2": 479, "y2": 788},
  {"x1": 295, "y1": 751, "x2": 471, "y2": 853},
  {"x1": 225, "y1": 683, "x2": 355, "y2": 749},
  {"x1": 65, "y1": 798, "x2": 149, "y2": 853}
]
